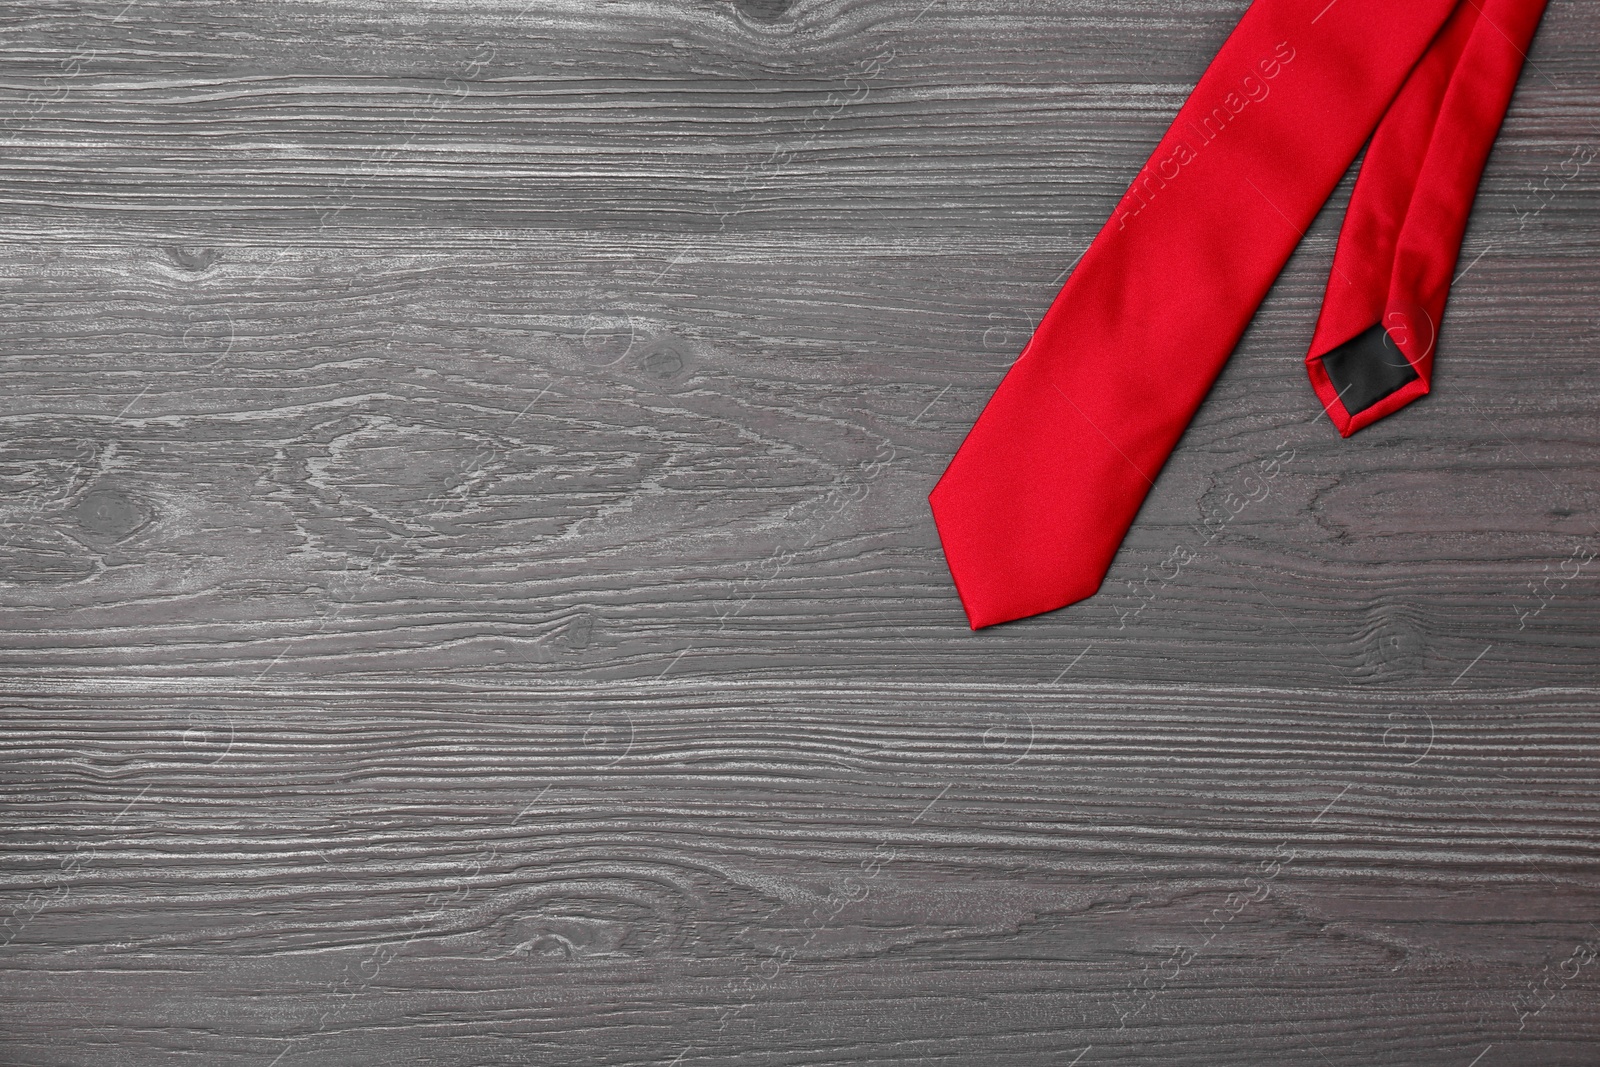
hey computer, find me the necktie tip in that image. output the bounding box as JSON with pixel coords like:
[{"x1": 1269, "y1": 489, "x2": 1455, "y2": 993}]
[{"x1": 930, "y1": 480, "x2": 1114, "y2": 628}]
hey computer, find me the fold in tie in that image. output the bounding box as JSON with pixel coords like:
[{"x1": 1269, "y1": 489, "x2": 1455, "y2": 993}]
[{"x1": 929, "y1": 0, "x2": 1549, "y2": 629}]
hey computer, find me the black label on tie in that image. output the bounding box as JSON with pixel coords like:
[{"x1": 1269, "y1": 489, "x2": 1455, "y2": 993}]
[{"x1": 1318, "y1": 322, "x2": 1420, "y2": 415}]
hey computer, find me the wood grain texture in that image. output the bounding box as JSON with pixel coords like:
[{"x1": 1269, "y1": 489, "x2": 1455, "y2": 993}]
[
  {"x1": 1, "y1": 0, "x2": 1598, "y2": 1063},
  {"x1": 2, "y1": 681, "x2": 1600, "y2": 1066}
]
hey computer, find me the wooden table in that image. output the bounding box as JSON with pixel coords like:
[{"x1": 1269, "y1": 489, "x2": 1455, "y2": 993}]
[{"x1": 2, "y1": 0, "x2": 1597, "y2": 1063}]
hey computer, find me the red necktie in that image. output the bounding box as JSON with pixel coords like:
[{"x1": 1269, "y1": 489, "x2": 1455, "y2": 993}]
[{"x1": 929, "y1": 0, "x2": 1548, "y2": 629}]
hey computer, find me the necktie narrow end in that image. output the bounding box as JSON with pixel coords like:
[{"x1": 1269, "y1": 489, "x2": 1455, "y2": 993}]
[{"x1": 1306, "y1": 305, "x2": 1437, "y2": 436}]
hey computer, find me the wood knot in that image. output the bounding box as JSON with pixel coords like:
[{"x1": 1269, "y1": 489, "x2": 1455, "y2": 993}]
[
  {"x1": 1355, "y1": 610, "x2": 1425, "y2": 682},
  {"x1": 71, "y1": 487, "x2": 152, "y2": 543},
  {"x1": 734, "y1": 0, "x2": 794, "y2": 21},
  {"x1": 554, "y1": 610, "x2": 595, "y2": 652},
  {"x1": 165, "y1": 246, "x2": 220, "y2": 272},
  {"x1": 639, "y1": 338, "x2": 691, "y2": 383}
]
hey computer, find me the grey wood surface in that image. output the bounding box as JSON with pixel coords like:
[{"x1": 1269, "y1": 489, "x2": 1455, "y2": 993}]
[{"x1": 2, "y1": 0, "x2": 1597, "y2": 1064}]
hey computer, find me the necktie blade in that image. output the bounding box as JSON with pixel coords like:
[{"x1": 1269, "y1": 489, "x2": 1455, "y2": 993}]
[{"x1": 931, "y1": 0, "x2": 1473, "y2": 630}]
